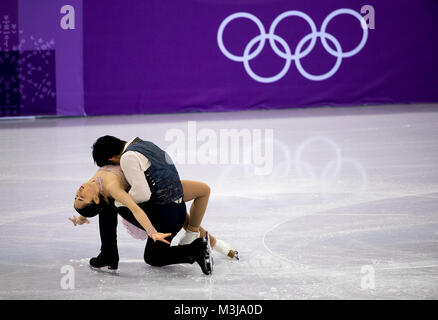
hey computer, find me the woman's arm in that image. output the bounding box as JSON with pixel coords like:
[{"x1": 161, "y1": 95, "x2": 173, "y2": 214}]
[
  {"x1": 110, "y1": 185, "x2": 153, "y2": 228},
  {"x1": 107, "y1": 181, "x2": 172, "y2": 244}
]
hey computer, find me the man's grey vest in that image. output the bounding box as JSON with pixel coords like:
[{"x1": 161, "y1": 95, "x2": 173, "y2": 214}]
[{"x1": 124, "y1": 139, "x2": 183, "y2": 205}]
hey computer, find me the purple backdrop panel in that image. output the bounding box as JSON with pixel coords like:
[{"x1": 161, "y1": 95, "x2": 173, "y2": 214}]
[
  {"x1": 0, "y1": 0, "x2": 83, "y2": 117},
  {"x1": 0, "y1": 0, "x2": 20, "y2": 116},
  {"x1": 19, "y1": 0, "x2": 84, "y2": 116},
  {"x1": 1, "y1": 0, "x2": 437, "y2": 117},
  {"x1": 83, "y1": 0, "x2": 438, "y2": 116}
]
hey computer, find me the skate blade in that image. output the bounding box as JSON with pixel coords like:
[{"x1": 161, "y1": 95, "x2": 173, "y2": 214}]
[
  {"x1": 208, "y1": 255, "x2": 213, "y2": 275},
  {"x1": 233, "y1": 250, "x2": 240, "y2": 261},
  {"x1": 204, "y1": 232, "x2": 213, "y2": 275},
  {"x1": 203, "y1": 253, "x2": 213, "y2": 275},
  {"x1": 228, "y1": 250, "x2": 240, "y2": 261},
  {"x1": 89, "y1": 265, "x2": 119, "y2": 275}
]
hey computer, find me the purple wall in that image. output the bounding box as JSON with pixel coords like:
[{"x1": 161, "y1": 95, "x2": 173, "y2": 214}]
[
  {"x1": 1, "y1": 0, "x2": 437, "y2": 117},
  {"x1": 0, "y1": 0, "x2": 83, "y2": 117}
]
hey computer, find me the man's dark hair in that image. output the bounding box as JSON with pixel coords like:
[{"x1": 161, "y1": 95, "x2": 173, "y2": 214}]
[{"x1": 92, "y1": 135, "x2": 127, "y2": 167}]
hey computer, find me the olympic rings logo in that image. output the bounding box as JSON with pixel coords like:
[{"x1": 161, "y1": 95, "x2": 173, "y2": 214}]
[{"x1": 217, "y1": 9, "x2": 369, "y2": 83}]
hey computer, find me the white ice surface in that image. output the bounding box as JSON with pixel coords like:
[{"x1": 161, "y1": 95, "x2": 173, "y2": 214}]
[{"x1": 0, "y1": 104, "x2": 437, "y2": 299}]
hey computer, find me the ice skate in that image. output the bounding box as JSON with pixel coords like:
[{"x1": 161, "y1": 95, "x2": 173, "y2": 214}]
[
  {"x1": 89, "y1": 253, "x2": 119, "y2": 272},
  {"x1": 178, "y1": 229, "x2": 200, "y2": 245},
  {"x1": 190, "y1": 232, "x2": 213, "y2": 275}
]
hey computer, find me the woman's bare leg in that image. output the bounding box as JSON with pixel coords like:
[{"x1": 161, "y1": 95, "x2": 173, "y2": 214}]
[
  {"x1": 181, "y1": 180, "x2": 211, "y2": 233},
  {"x1": 181, "y1": 180, "x2": 238, "y2": 259}
]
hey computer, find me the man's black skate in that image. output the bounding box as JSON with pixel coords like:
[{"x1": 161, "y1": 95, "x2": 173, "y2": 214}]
[
  {"x1": 89, "y1": 253, "x2": 119, "y2": 271},
  {"x1": 191, "y1": 232, "x2": 213, "y2": 275}
]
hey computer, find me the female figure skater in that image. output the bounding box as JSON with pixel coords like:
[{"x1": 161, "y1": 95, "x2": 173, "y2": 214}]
[
  {"x1": 75, "y1": 135, "x2": 237, "y2": 260},
  {"x1": 72, "y1": 164, "x2": 214, "y2": 274},
  {"x1": 72, "y1": 135, "x2": 238, "y2": 273}
]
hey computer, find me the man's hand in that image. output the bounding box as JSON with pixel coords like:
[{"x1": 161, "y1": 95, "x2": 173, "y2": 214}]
[
  {"x1": 150, "y1": 232, "x2": 172, "y2": 245},
  {"x1": 69, "y1": 215, "x2": 90, "y2": 226}
]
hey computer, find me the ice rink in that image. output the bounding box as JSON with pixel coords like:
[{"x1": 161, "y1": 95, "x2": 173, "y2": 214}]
[{"x1": 1, "y1": 103, "x2": 437, "y2": 299}]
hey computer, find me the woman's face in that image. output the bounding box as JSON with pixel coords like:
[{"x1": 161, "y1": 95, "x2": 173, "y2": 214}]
[{"x1": 74, "y1": 182, "x2": 100, "y2": 209}]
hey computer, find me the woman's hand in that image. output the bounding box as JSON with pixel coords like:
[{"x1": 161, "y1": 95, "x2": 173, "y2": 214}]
[
  {"x1": 150, "y1": 232, "x2": 172, "y2": 245},
  {"x1": 69, "y1": 215, "x2": 90, "y2": 226}
]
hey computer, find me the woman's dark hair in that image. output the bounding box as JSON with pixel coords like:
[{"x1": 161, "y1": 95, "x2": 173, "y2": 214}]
[
  {"x1": 74, "y1": 195, "x2": 114, "y2": 218},
  {"x1": 92, "y1": 135, "x2": 127, "y2": 167},
  {"x1": 74, "y1": 201, "x2": 101, "y2": 218}
]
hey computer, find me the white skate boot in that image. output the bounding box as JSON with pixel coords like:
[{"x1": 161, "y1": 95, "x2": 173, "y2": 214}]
[{"x1": 178, "y1": 229, "x2": 200, "y2": 245}]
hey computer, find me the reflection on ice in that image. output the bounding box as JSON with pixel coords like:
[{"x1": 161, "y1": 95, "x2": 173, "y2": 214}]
[{"x1": 1, "y1": 104, "x2": 438, "y2": 299}]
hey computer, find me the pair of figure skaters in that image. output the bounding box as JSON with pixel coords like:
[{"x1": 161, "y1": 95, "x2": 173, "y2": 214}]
[{"x1": 70, "y1": 135, "x2": 238, "y2": 275}]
